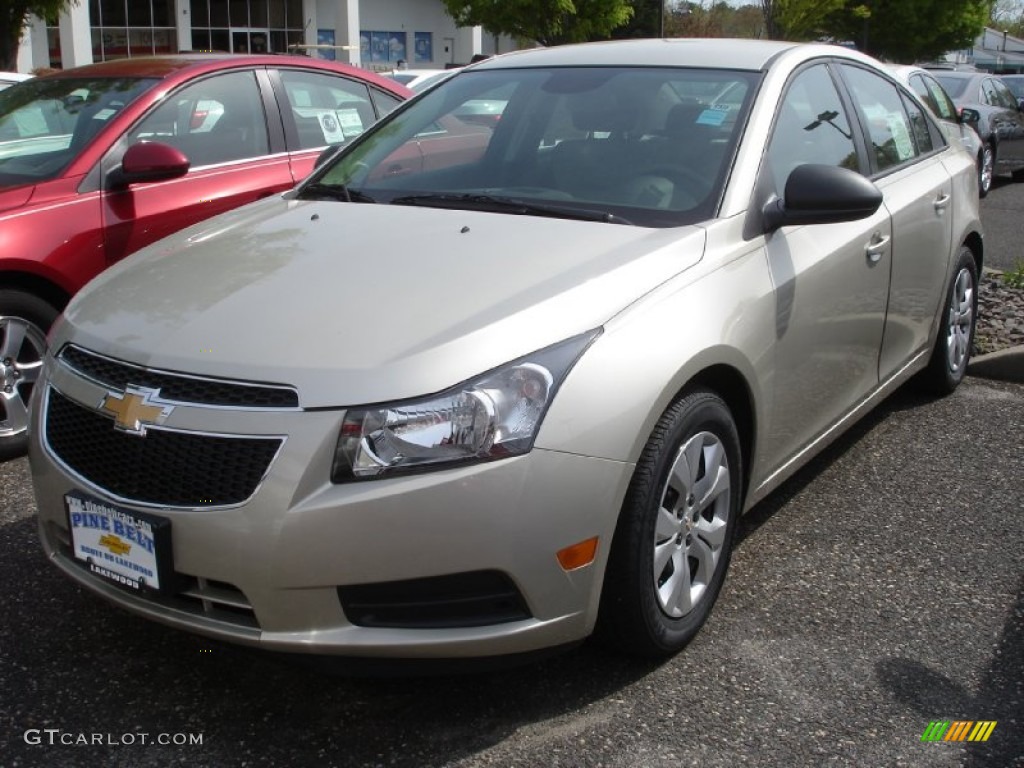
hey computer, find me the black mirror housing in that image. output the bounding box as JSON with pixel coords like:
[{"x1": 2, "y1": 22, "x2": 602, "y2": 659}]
[
  {"x1": 959, "y1": 107, "x2": 981, "y2": 125},
  {"x1": 763, "y1": 164, "x2": 883, "y2": 233}
]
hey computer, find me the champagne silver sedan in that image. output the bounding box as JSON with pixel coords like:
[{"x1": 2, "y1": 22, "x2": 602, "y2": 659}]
[{"x1": 30, "y1": 39, "x2": 983, "y2": 663}]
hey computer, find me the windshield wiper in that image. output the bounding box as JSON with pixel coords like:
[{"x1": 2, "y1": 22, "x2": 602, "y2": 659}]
[
  {"x1": 298, "y1": 182, "x2": 376, "y2": 204},
  {"x1": 390, "y1": 193, "x2": 633, "y2": 225}
]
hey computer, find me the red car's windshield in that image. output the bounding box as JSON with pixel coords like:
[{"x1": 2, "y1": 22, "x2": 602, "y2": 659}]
[{"x1": 0, "y1": 76, "x2": 157, "y2": 188}]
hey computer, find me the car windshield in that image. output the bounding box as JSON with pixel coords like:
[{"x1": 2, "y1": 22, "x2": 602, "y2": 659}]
[
  {"x1": 0, "y1": 76, "x2": 156, "y2": 188},
  {"x1": 932, "y1": 74, "x2": 970, "y2": 99},
  {"x1": 304, "y1": 66, "x2": 758, "y2": 228}
]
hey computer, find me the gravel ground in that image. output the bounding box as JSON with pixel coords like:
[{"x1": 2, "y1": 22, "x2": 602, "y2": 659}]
[{"x1": 976, "y1": 270, "x2": 1024, "y2": 355}]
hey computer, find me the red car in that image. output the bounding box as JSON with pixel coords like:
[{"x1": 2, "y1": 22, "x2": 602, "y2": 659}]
[{"x1": 0, "y1": 55, "x2": 409, "y2": 457}]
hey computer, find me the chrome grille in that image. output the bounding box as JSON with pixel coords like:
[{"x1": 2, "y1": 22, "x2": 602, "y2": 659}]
[
  {"x1": 45, "y1": 389, "x2": 282, "y2": 508},
  {"x1": 59, "y1": 345, "x2": 299, "y2": 408}
]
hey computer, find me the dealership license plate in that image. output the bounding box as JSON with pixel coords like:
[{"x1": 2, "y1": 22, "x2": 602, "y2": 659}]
[{"x1": 64, "y1": 493, "x2": 172, "y2": 593}]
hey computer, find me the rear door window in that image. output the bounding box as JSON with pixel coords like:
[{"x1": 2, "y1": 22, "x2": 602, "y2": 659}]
[
  {"x1": 841, "y1": 64, "x2": 926, "y2": 173},
  {"x1": 277, "y1": 69, "x2": 375, "y2": 150}
]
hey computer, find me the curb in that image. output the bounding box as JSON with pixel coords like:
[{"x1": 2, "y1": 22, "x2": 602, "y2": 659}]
[{"x1": 968, "y1": 345, "x2": 1024, "y2": 384}]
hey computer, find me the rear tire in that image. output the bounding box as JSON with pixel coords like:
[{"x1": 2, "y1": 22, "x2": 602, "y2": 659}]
[
  {"x1": 597, "y1": 389, "x2": 741, "y2": 658},
  {"x1": 0, "y1": 290, "x2": 59, "y2": 460},
  {"x1": 917, "y1": 247, "x2": 978, "y2": 396}
]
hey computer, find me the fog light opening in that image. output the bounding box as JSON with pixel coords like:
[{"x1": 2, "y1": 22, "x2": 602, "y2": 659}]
[{"x1": 556, "y1": 537, "x2": 599, "y2": 571}]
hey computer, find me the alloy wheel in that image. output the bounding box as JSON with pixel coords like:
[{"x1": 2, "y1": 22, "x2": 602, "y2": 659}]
[
  {"x1": 652, "y1": 430, "x2": 732, "y2": 618},
  {"x1": 945, "y1": 267, "x2": 974, "y2": 375},
  {"x1": 0, "y1": 316, "x2": 47, "y2": 439},
  {"x1": 979, "y1": 145, "x2": 993, "y2": 195}
]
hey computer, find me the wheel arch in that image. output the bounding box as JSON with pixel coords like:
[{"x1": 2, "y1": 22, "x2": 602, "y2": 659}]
[
  {"x1": 0, "y1": 271, "x2": 71, "y2": 315},
  {"x1": 962, "y1": 230, "x2": 983, "y2": 276},
  {"x1": 686, "y1": 364, "x2": 756, "y2": 505}
]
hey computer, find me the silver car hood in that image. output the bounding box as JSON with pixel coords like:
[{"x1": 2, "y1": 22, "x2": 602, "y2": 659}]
[{"x1": 59, "y1": 197, "x2": 706, "y2": 407}]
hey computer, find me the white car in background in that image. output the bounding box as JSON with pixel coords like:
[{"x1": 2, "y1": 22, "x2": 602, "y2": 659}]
[
  {"x1": 889, "y1": 65, "x2": 986, "y2": 194},
  {"x1": 384, "y1": 68, "x2": 452, "y2": 91}
]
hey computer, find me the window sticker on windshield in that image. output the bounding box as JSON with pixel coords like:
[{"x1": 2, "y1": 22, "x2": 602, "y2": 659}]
[
  {"x1": 885, "y1": 114, "x2": 915, "y2": 160},
  {"x1": 93, "y1": 108, "x2": 117, "y2": 120},
  {"x1": 697, "y1": 108, "x2": 727, "y2": 126},
  {"x1": 336, "y1": 108, "x2": 364, "y2": 137}
]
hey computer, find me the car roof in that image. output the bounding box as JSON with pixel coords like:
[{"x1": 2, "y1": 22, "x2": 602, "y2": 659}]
[
  {"x1": 888, "y1": 64, "x2": 926, "y2": 77},
  {"x1": 40, "y1": 54, "x2": 408, "y2": 95},
  {"x1": 470, "y1": 38, "x2": 807, "y2": 72},
  {"x1": 929, "y1": 70, "x2": 984, "y2": 81}
]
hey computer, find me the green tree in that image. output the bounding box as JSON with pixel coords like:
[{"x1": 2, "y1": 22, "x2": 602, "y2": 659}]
[
  {"x1": 761, "y1": 0, "x2": 847, "y2": 41},
  {"x1": 441, "y1": 0, "x2": 634, "y2": 46},
  {"x1": 610, "y1": 0, "x2": 662, "y2": 38},
  {"x1": 825, "y1": 0, "x2": 992, "y2": 62},
  {"x1": 722, "y1": 4, "x2": 766, "y2": 38},
  {"x1": 2, "y1": 0, "x2": 74, "y2": 71},
  {"x1": 990, "y1": 0, "x2": 1024, "y2": 37}
]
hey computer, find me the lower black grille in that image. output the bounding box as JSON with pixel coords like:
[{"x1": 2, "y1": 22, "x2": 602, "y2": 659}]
[
  {"x1": 54, "y1": 532, "x2": 260, "y2": 631},
  {"x1": 338, "y1": 570, "x2": 532, "y2": 629},
  {"x1": 45, "y1": 389, "x2": 281, "y2": 507}
]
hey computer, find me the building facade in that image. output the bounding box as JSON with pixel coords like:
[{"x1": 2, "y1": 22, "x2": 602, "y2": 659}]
[
  {"x1": 15, "y1": 0, "x2": 520, "y2": 73},
  {"x1": 943, "y1": 27, "x2": 1024, "y2": 73}
]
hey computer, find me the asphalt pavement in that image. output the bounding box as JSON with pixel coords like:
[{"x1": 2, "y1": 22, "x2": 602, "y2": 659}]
[
  {"x1": 969, "y1": 176, "x2": 1024, "y2": 383},
  {"x1": 1, "y1": 181, "x2": 1022, "y2": 768},
  {"x1": 1, "y1": 377, "x2": 1021, "y2": 767},
  {"x1": 980, "y1": 176, "x2": 1024, "y2": 272}
]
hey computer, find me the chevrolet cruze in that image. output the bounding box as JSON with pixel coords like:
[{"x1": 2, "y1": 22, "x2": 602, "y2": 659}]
[{"x1": 30, "y1": 40, "x2": 983, "y2": 664}]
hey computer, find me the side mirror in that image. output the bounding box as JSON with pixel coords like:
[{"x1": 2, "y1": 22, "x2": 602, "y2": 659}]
[
  {"x1": 107, "y1": 141, "x2": 190, "y2": 189},
  {"x1": 762, "y1": 164, "x2": 882, "y2": 234},
  {"x1": 959, "y1": 107, "x2": 981, "y2": 126}
]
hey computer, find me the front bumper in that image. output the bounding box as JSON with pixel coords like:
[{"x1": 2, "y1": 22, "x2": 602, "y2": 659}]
[{"x1": 30, "y1": 356, "x2": 633, "y2": 658}]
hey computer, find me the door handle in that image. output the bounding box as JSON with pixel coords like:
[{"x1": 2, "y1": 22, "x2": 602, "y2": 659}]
[
  {"x1": 934, "y1": 192, "x2": 950, "y2": 211},
  {"x1": 866, "y1": 233, "x2": 891, "y2": 263}
]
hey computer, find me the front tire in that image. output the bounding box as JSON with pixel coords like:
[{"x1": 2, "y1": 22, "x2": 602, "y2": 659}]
[
  {"x1": 598, "y1": 389, "x2": 742, "y2": 658},
  {"x1": 918, "y1": 247, "x2": 978, "y2": 395},
  {"x1": 0, "y1": 290, "x2": 59, "y2": 460},
  {"x1": 978, "y1": 143, "x2": 994, "y2": 198}
]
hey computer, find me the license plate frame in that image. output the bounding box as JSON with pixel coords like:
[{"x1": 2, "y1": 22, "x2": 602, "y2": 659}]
[{"x1": 64, "y1": 492, "x2": 173, "y2": 594}]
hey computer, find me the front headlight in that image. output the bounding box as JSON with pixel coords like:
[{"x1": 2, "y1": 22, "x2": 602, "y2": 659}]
[{"x1": 331, "y1": 330, "x2": 600, "y2": 481}]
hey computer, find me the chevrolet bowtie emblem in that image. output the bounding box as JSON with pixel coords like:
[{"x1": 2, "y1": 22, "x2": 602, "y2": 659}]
[
  {"x1": 98, "y1": 533, "x2": 131, "y2": 556},
  {"x1": 98, "y1": 386, "x2": 173, "y2": 436}
]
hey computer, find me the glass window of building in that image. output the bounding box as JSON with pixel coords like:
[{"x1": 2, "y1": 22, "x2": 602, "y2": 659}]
[{"x1": 192, "y1": 0, "x2": 305, "y2": 55}]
